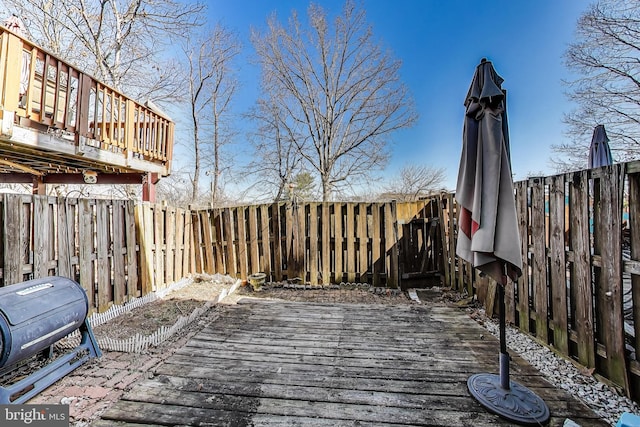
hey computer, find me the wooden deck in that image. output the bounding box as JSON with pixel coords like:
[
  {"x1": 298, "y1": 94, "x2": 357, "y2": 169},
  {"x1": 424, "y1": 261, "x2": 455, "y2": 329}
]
[{"x1": 95, "y1": 299, "x2": 607, "y2": 426}]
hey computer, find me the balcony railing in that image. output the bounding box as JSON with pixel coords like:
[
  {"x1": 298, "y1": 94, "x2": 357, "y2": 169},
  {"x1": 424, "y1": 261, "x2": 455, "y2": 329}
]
[{"x1": 0, "y1": 25, "x2": 174, "y2": 176}]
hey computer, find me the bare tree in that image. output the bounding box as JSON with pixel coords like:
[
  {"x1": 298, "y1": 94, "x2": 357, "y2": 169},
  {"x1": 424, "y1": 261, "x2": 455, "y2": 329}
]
[
  {"x1": 1, "y1": 1, "x2": 68, "y2": 54},
  {"x1": 251, "y1": 0, "x2": 417, "y2": 201},
  {"x1": 183, "y1": 24, "x2": 241, "y2": 203},
  {"x1": 156, "y1": 168, "x2": 193, "y2": 207},
  {"x1": 244, "y1": 96, "x2": 307, "y2": 202},
  {"x1": 552, "y1": 0, "x2": 640, "y2": 171},
  {"x1": 3, "y1": 0, "x2": 204, "y2": 101},
  {"x1": 380, "y1": 164, "x2": 446, "y2": 201}
]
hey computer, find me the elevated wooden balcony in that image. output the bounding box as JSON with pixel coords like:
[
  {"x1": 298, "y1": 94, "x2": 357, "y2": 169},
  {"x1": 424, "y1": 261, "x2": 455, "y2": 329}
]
[{"x1": 0, "y1": 25, "x2": 174, "y2": 196}]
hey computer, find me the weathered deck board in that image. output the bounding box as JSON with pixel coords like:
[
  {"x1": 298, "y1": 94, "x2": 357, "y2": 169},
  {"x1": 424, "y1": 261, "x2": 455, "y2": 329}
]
[{"x1": 97, "y1": 299, "x2": 607, "y2": 426}]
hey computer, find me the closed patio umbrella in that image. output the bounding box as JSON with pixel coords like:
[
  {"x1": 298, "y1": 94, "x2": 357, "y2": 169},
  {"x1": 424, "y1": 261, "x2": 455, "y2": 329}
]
[
  {"x1": 456, "y1": 58, "x2": 549, "y2": 425},
  {"x1": 588, "y1": 124, "x2": 613, "y2": 168}
]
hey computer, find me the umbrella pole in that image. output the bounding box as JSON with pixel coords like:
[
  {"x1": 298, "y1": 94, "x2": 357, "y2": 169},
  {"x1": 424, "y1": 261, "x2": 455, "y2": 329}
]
[
  {"x1": 467, "y1": 267, "x2": 550, "y2": 426},
  {"x1": 498, "y1": 275, "x2": 510, "y2": 390}
]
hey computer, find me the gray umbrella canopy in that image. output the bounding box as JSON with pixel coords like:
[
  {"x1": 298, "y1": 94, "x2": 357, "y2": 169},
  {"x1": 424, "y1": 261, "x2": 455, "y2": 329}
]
[
  {"x1": 455, "y1": 59, "x2": 522, "y2": 284},
  {"x1": 459, "y1": 59, "x2": 549, "y2": 425},
  {"x1": 588, "y1": 124, "x2": 613, "y2": 169}
]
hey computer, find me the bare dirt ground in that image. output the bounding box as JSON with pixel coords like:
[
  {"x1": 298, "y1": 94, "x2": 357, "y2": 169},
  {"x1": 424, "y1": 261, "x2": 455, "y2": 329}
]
[
  {"x1": 92, "y1": 275, "x2": 231, "y2": 340},
  {"x1": 94, "y1": 278, "x2": 425, "y2": 341}
]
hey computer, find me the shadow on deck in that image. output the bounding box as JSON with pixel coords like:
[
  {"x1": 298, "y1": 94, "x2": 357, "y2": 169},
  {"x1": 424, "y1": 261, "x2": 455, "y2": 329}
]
[{"x1": 94, "y1": 299, "x2": 607, "y2": 426}]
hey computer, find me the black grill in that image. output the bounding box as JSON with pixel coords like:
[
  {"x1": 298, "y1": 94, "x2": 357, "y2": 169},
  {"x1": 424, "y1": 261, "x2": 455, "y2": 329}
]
[{"x1": 0, "y1": 276, "x2": 101, "y2": 403}]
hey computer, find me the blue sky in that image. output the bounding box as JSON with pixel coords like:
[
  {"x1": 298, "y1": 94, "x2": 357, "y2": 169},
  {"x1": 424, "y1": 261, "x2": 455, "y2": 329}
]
[{"x1": 204, "y1": 0, "x2": 590, "y2": 191}]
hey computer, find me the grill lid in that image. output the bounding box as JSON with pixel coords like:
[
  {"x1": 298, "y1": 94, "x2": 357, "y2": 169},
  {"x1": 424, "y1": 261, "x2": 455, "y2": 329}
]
[{"x1": 0, "y1": 277, "x2": 87, "y2": 326}]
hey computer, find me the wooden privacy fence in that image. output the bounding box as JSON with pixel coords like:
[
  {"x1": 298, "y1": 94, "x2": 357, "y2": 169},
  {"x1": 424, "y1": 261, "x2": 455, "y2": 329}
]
[
  {"x1": 172, "y1": 200, "x2": 442, "y2": 288},
  {"x1": 440, "y1": 160, "x2": 640, "y2": 401},
  {"x1": 0, "y1": 196, "x2": 440, "y2": 311},
  {"x1": 0, "y1": 195, "x2": 197, "y2": 312},
  {"x1": 0, "y1": 194, "x2": 139, "y2": 312},
  {"x1": 4, "y1": 160, "x2": 640, "y2": 402}
]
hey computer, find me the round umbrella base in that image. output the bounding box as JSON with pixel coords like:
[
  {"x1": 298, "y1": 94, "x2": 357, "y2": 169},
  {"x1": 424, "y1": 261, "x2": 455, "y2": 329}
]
[{"x1": 468, "y1": 373, "x2": 550, "y2": 426}]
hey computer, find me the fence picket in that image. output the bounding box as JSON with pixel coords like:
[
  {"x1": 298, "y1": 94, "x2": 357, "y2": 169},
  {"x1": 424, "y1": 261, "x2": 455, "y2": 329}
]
[
  {"x1": 112, "y1": 200, "x2": 126, "y2": 305},
  {"x1": 125, "y1": 200, "x2": 139, "y2": 299},
  {"x1": 322, "y1": 203, "x2": 331, "y2": 285},
  {"x1": 260, "y1": 204, "x2": 271, "y2": 278},
  {"x1": 346, "y1": 203, "x2": 356, "y2": 283},
  {"x1": 334, "y1": 203, "x2": 344, "y2": 283},
  {"x1": 530, "y1": 177, "x2": 548, "y2": 341},
  {"x1": 372, "y1": 203, "x2": 382, "y2": 287},
  {"x1": 78, "y1": 198, "x2": 95, "y2": 309},
  {"x1": 200, "y1": 210, "x2": 214, "y2": 274},
  {"x1": 165, "y1": 206, "x2": 176, "y2": 285},
  {"x1": 272, "y1": 203, "x2": 283, "y2": 281},
  {"x1": 174, "y1": 208, "x2": 185, "y2": 281},
  {"x1": 515, "y1": 181, "x2": 530, "y2": 331},
  {"x1": 549, "y1": 175, "x2": 569, "y2": 354},
  {"x1": 358, "y1": 204, "x2": 368, "y2": 283},
  {"x1": 309, "y1": 203, "x2": 319, "y2": 285},
  {"x1": 237, "y1": 206, "x2": 248, "y2": 280},
  {"x1": 56, "y1": 198, "x2": 72, "y2": 278},
  {"x1": 248, "y1": 205, "x2": 260, "y2": 275},
  {"x1": 569, "y1": 170, "x2": 595, "y2": 368},
  {"x1": 630, "y1": 173, "x2": 640, "y2": 383},
  {"x1": 595, "y1": 166, "x2": 629, "y2": 393},
  {"x1": 153, "y1": 204, "x2": 164, "y2": 291}
]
